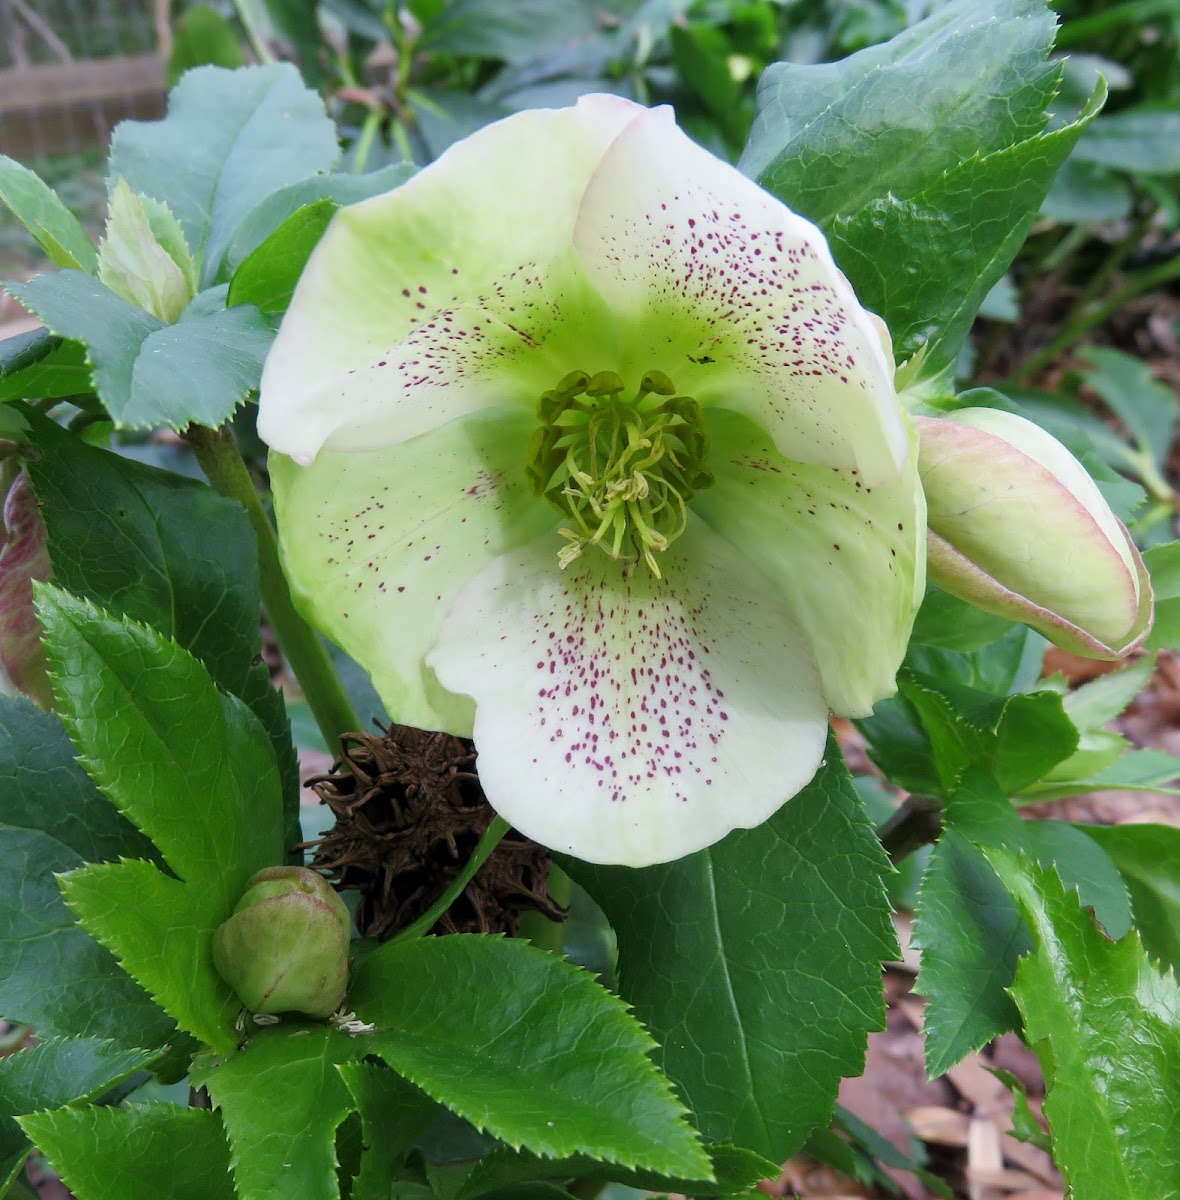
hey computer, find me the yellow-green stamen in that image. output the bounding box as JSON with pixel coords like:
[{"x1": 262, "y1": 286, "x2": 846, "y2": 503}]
[{"x1": 526, "y1": 369, "x2": 713, "y2": 576}]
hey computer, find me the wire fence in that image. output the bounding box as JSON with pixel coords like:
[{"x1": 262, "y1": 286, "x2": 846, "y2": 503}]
[{"x1": 0, "y1": 0, "x2": 169, "y2": 275}]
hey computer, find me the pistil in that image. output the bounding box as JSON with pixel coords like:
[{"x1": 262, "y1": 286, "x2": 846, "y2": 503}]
[{"x1": 526, "y1": 369, "x2": 713, "y2": 576}]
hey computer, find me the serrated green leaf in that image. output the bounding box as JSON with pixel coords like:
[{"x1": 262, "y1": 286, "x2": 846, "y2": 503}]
[
  {"x1": 1060, "y1": 653, "x2": 1156, "y2": 730},
  {"x1": 109, "y1": 64, "x2": 339, "y2": 284},
  {"x1": 223, "y1": 163, "x2": 415, "y2": 274},
  {"x1": 419, "y1": 0, "x2": 597, "y2": 64},
  {"x1": 988, "y1": 851, "x2": 1180, "y2": 1199},
  {"x1": 227, "y1": 199, "x2": 337, "y2": 313},
  {"x1": 26, "y1": 411, "x2": 299, "y2": 827},
  {"x1": 192, "y1": 1025, "x2": 358, "y2": 1200},
  {"x1": 910, "y1": 590, "x2": 1018, "y2": 654},
  {"x1": 1144, "y1": 542, "x2": 1180, "y2": 651},
  {"x1": 19, "y1": 1103, "x2": 234, "y2": 1200},
  {"x1": 339, "y1": 1061, "x2": 439, "y2": 1200},
  {"x1": 899, "y1": 672, "x2": 1078, "y2": 797},
  {"x1": 1019, "y1": 747, "x2": 1180, "y2": 802},
  {"x1": 1083, "y1": 822, "x2": 1180, "y2": 973},
  {"x1": 0, "y1": 330, "x2": 91, "y2": 403},
  {"x1": 168, "y1": 4, "x2": 248, "y2": 85},
  {"x1": 566, "y1": 741, "x2": 895, "y2": 1162},
  {"x1": 6, "y1": 271, "x2": 274, "y2": 430},
  {"x1": 37, "y1": 587, "x2": 285, "y2": 1050},
  {"x1": 349, "y1": 934, "x2": 709, "y2": 1178},
  {"x1": 742, "y1": 0, "x2": 1102, "y2": 370},
  {"x1": 0, "y1": 696, "x2": 173, "y2": 1047},
  {"x1": 0, "y1": 156, "x2": 97, "y2": 272},
  {"x1": 988, "y1": 1067, "x2": 1051, "y2": 1152},
  {"x1": 1041, "y1": 158, "x2": 1132, "y2": 223},
  {"x1": 456, "y1": 1143, "x2": 777, "y2": 1200},
  {"x1": 914, "y1": 771, "x2": 1131, "y2": 1075},
  {"x1": 0, "y1": 1038, "x2": 157, "y2": 1190}
]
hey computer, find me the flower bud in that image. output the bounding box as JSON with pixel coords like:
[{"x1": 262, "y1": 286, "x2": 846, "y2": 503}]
[
  {"x1": 0, "y1": 469, "x2": 54, "y2": 707},
  {"x1": 914, "y1": 407, "x2": 1152, "y2": 658},
  {"x1": 97, "y1": 178, "x2": 197, "y2": 323},
  {"x1": 213, "y1": 866, "x2": 351, "y2": 1018}
]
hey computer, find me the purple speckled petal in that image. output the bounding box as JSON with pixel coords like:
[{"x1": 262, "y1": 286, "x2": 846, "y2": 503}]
[
  {"x1": 573, "y1": 104, "x2": 907, "y2": 483},
  {"x1": 0, "y1": 471, "x2": 53, "y2": 707},
  {"x1": 259, "y1": 95, "x2": 640, "y2": 464},
  {"x1": 694, "y1": 410, "x2": 925, "y2": 717},
  {"x1": 427, "y1": 517, "x2": 828, "y2": 866},
  {"x1": 270, "y1": 409, "x2": 556, "y2": 734}
]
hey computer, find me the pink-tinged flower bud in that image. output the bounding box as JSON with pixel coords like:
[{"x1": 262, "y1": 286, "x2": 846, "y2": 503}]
[
  {"x1": 915, "y1": 407, "x2": 1152, "y2": 658},
  {"x1": 0, "y1": 470, "x2": 53, "y2": 707},
  {"x1": 213, "y1": 866, "x2": 351, "y2": 1018}
]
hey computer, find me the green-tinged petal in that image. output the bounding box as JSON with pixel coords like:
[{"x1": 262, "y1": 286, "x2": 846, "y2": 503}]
[
  {"x1": 271, "y1": 409, "x2": 556, "y2": 733},
  {"x1": 693, "y1": 409, "x2": 924, "y2": 718},
  {"x1": 426, "y1": 518, "x2": 828, "y2": 866},
  {"x1": 573, "y1": 104, "x2": 906, "y2": 482},
  {"x1": 258, "y1": 96, "x2": 641, "y2": 463}
]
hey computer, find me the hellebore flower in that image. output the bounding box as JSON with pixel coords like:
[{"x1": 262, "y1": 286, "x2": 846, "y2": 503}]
[
  {"x1": 213, "y1": 866, "x2": 351, "y2": 1018},
  {"x1": 915, "y1": 407, "x2": 1152, "y2": 658},
  {"x1": 258, "y1": 95, "x2": 926, "y2": 866}
]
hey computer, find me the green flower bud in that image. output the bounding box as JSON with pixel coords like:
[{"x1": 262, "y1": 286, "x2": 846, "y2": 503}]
[
  {"x1": 213, "y1": 866, "x2": 351, "y2": 1018},
  {"x1": 915, "y1": 407, "x2": 1153, "y2": 658}
]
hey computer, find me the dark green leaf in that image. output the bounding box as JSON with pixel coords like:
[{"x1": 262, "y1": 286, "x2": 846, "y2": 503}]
[
  {"x1": 38, "y1": 587, "x2": 285, "y2": 1050},
  {"x1": 1083, "y1": 822, "x2": 1180, "y2": 973},
  {"x1": 456, "y1": 1143, "x2": 778, "y2": 1199},
  {"x1": 109, "y1": 64, "x2": 339, "y2": 283},
  {"x1": 989, "y1": 851, "x2": 1180, "y2": 1199},
  {"x1": 26, "y1": 410, "x2": 299, "y2": 825},
  {"x1": 193, "y1": 1025, "x2": 358, "y2": 1200},
  {"x1": 168, "y1": 4, "x2": 247, "y2": 85},
  {"x1": 339, "y1": 1061, "x2": 439, "y2": 1200},
  {"x1": 1079, "y1": 347, "x2": 1178, "y2": 471},
  {"x1": 1072, "y1": 102, "x2": 1180, "y2": 173},
  {"x1": 1144, "y1": 542, "x2": 1180, "y2": 651},
  {"x1": 420, "y1": 0, "x2": 597, "y2": 64},
  {"x1": 899, "y1": 673, "x2": 1078, "y2": 797},
  {"x1": 0, "y1": 331, "x2": 91, "y2": 403},
  {"x1": 0, "y1": 697, "x2": 173, "y2": 1047},
  {"x1": 262, "y1": 0, "x2": 325, "y2": 86},
  {"x1": 349, "y1": 934, "x2": 709, "y2": 1177},
  {"x1": 19, "y1": 1104, "x2": 234, "y2": 1200},
  {"x1": 6, "y1": 271, "x2": 274, "y2": 430},
  {"x1": 742, "y1": 0, "x2": 1102, "y2": 369},
  {"x1": 1041, "y1": 159, "x2": 1132, "y2": 223},
  {"x1": 566, "y1": 741, "x2": 895, "y2": 1162},
  {"x1": 914, "y1": 770, "x2": 1130, "y2": 1074},
  {"x1": 228, "y1": 199, "x2": 337, "y2": 313},
  {"x1": 988, "y1": 1068, "x2": 1050, "y2": 1152},
  {"x1": 910, "y1": 590, "x2": 1017, "y2": 653},
  {"x1": 223, "y1": 163, "x2": 414, "y2": 274},
  {"x1": 0, "y1": 1039, "x2": 156, "y2": 1191},
  {"x1": 0, "y1": 156, "x2": 97, "y2": 272}
]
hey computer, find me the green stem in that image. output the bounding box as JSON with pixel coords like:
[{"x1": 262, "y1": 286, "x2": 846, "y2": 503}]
[
  {"x1": 518, "y1": 863, "x2": 572, "y2": 952},
  {"x1": 876, "y1": 794, "x2": 943, "y2": 864},
  {"x1": 186, "y1": 424, "x2": 361, "y2": 749},
  {"x1": 565, "y1": 1179, "x2": 606, "y2": 1199},
  {"x1": 389, "y1": 816, "x2": 510, "y2": 943},
  {"x1": 352, "y1": 109, "x2": 381, "y2": 174},
  {"x1": 231, "y1": 0, "x2": 275, "y2": 63},
  {"x1": 1068, "y1": 205, "x2": 1155, "y2": 324},
  {"x1": 1014, "y1": 251, "x2": 1180, "y2": 383}
]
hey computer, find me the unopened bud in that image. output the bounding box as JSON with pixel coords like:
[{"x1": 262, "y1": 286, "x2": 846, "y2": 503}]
[
  {"x1": 915, "y1": 407, "x2": 1152, "y2": 658},
  {"x1": 213, "y1": 866, "x2": 351, "y2": 1018}
]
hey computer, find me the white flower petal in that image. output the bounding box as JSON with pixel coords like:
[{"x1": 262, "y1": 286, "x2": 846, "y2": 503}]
[
  {"x1": 427, "y1": 518, "x2": 829, "y2": 866},
  {"x1": 270, "y1": 409, "x2": 556, "y2": 733},
  {"x1": 573, "y1": 104, "x2": 907, "y2": 482},
  {"x1": 259, "y1": 95, "x2": 643, "y2": 462},
  {"x1": 693, "y1": 409, "x2": 925, "y2": 717}
]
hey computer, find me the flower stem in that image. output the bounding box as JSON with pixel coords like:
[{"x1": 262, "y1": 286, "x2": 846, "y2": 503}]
[
  {"x1": 1014, "y1": 250, "x2": 1180, "y2": 382},
  {"x1": 185, "y1": 424, "x2": 361, "y2": 748},
  {"x1": 876, "y1": 793, "x2": 943, "y2": 863},
  {"x1": 518, "y1": 863, "x2": 571, "y2": 953},
  {"x1": 389, "y1": 816, "x2": 510, "y2": 943}
]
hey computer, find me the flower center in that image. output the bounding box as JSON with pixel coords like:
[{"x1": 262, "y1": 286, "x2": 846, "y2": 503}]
[{"x1": 526, "y1": 369, "x2": 713, "y2": 577}]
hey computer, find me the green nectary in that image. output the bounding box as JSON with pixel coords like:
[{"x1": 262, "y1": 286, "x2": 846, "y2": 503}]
[{"x1": 527, "y1": 369, "x2": 713, "y2": 576}]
